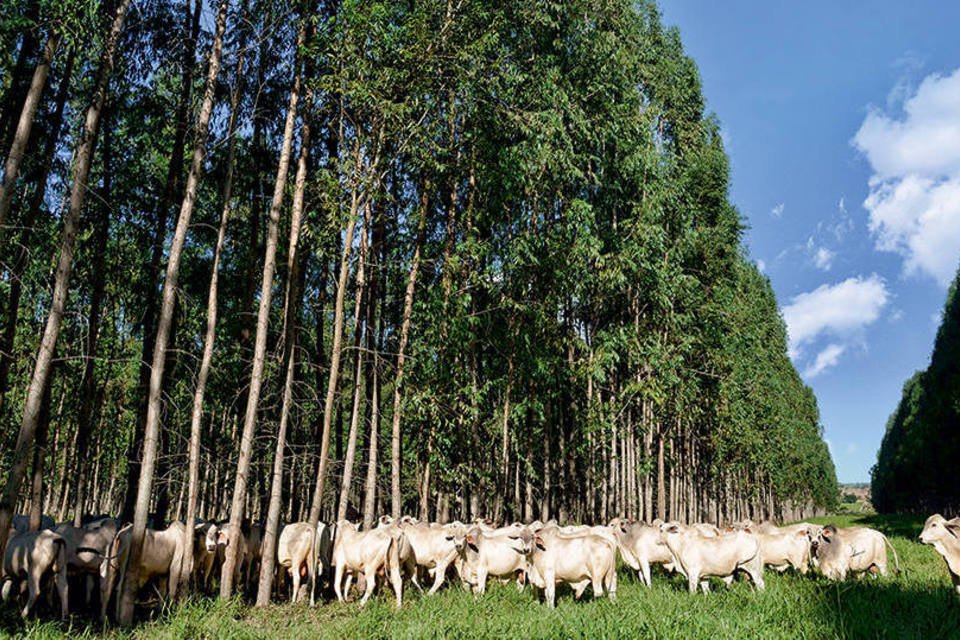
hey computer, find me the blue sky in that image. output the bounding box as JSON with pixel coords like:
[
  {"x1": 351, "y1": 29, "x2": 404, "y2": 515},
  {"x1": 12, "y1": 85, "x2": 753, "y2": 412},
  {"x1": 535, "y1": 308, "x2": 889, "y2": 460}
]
[{"x1": 658, "y1": 1, "x2": 960, "y2": 482}]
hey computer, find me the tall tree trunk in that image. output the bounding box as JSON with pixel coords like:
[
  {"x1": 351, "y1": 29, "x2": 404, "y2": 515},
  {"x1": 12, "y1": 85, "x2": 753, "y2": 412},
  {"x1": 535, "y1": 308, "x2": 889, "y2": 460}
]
[
  {"x1": 0, "y1": 47, "x2": 75, "y2": 408},
  {"x1": 179, "y1": 0, "x2": 246, "y2": 594},
  {"x1": 0, "y1": 29, "x2": 60, "y2": 255},
  {"x1": 362, "y1": 358, "x2": 380, "y2": 529},
  {"x1": 256, "y1": 81, "x2": 313, "y2": 607},
  {"x1": 390, "y1": 181, "x2": 429, "y2": 518},
  {"x1": 72, "y1": 99, "x2": 112, "y2": 526},
  {"x1": 118, "y1": 0, "x2": 227, "y2": 624},
  {"x1": 0, "y1": 0, "x2": 40, "y2": 151},
  {"x1": 220, "y1": 18, "x2": 304, "y2": 599},
  {"x1": 0, "y1": 0, "x2": 131, "y2": 557},
  {"x1": 122, "y1": 0, "x2": 202, "y2": 522},
  {"x1": 336, "y1": 201, "x2": 371, "y2": 522},
  {"x1": 307, "y1": 122, "x2": 380, "y2": 526},
  {"x1": 28, "y1": 370, "x2": 53, "y2": 530}
]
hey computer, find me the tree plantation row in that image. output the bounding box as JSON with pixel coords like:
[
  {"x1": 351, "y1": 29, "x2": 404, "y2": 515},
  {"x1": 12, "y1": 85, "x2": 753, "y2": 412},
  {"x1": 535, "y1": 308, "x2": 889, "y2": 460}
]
[{"x1": 0, "y1": 0, "x2": 836, "y2": 624}]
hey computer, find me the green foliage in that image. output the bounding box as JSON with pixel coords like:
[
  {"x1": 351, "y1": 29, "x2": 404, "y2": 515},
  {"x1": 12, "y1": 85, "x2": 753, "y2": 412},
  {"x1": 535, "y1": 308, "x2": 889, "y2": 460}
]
[{"x1": 872, "y1": 262, "x2": 960, "y2": 514}]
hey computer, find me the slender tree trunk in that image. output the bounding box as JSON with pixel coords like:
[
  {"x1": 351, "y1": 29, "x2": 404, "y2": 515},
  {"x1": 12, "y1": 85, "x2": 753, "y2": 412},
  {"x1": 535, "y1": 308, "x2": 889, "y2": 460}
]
[
  {"x1": 122, "y1": 0, "x2": 202, "y2": 522},
  {"x1": 28, "y1": 372, "x2": 53, "y2": 530},
  {"x1": 390, "y1": 181, "x2": 429, "y2": 518},
  {"x1": 0, "y1": 0, "x2": 131, "y2": 557},
  {"x1": 336, "y1": 202, "x2": 371, "y2": 522},
  {"x1": 362, "y1": 359, "x2": 380, "y2": 529},
  {"x1": 256, "y1": 81, "x2": 313, "y2": 607},
  {"x1": 119, "y1": 1, "x2": 227, "y2": 623},
  {"x1": 0, "y1": 48, "x2": 75, "y2": 408},
  {"x1": 0, "y1": 29, "x2": 60, "y2": 255},
  {"x1": 72, "y1": 99, "x2": 112, "y2": 526},
  {"x1": 220, "y1": 19, "x2": 304, "y2": 599},
  {"x1": 307, "y1": 123, "x2": 380, "y2": 526},
  {"x1": 179, "y1": 0, "x2": 246, "y2": 594},
  {"x1": 0, "y1": 0, "x2": 40, "y2": 150}
]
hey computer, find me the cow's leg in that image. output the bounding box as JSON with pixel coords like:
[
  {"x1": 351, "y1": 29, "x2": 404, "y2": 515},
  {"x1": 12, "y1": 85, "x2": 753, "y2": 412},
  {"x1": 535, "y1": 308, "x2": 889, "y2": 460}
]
[
  {"x1": 56, "y1": 567, "x2": 69, "y2": 620},
  {"x1": 333, "y1": 565, "x2": 345, "y2": 603},
  {"x1": 359, "y1": 568, "x2": 377, "y2": 606},
  {"x1": 877, "y1": 560, "x2": 888, "y2": 577},
  {"x1": 722, "y1": 575, "x2": 734, "y2": 589},
  {"x1": 474, "y1": 567, "x2": 487, "y2": 596},
  {"x1": 292, "y1": 563, "x2": 302, "y2": 604},
  {"x1": 390, "y1": 563, "x2": 403, "y2": 608},
  {"x1": 640, "y1": 559, "x2": 651, "y2": 587},
  {"x1": 1, "y1": 578, "x2": 12, "y2": 602},
  {"x1": 428, "y1": 561, "x2": 447, "y2": 594},
  {"x1": 545, "y1": 574, "x2": 556, "y2": 608},
  {"x1": 345, "y1": 573, "x2": 355, "y2": 599},
  {"x1": 23, "y1": 568, "x2": 41, "y2": 618},
  {"x1": 85, "y1": 574, "x2": 95, "y2": 606},
  {"x1": 686, "y1": 571, "x2": 699, "y2": 594},
  {"x1": 605, "y1": 566, "x2": 617, "y2": 600},
  {"x1": 699, "y1": 580, "x2": 711, "y2": 594}
]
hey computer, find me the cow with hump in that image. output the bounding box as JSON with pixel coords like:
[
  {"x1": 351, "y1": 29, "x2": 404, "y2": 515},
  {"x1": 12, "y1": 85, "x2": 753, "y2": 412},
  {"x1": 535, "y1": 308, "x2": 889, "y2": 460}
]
[
  {"x1": 811, "y1": 524, "x2": 899, "y2": 581},
  {"x1": 919, "y1": 514, "x2": 960, "y2": 596},
  {"x1": 659, "y1": 521, "x2": 765, "y2": 593}
]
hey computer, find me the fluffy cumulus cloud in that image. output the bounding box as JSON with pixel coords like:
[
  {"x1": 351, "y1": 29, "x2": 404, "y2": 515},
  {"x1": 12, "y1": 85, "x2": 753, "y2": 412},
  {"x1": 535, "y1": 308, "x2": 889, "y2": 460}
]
[
  {"x1": 782, "y1": 275, "x2": 890, "y2": 376},
  {"x1": 853, "y1": 68, "x2": 960, "y2": 286},
  {"x1": 803, "y1": 343, "x2": 846, "y2": 379}
]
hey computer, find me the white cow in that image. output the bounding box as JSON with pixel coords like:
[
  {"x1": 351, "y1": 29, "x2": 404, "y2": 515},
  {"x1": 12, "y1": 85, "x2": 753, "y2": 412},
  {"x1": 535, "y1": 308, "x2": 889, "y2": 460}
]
[
  {"x1": 525, "y1": 527, "x2": 617, "y2": 607},
  {"x1": 332, "y1": 520, "x2": 403, "y2": 607},
  {"x1": 660, "y1": 522, "x2": 765, "y2": 593},
  {"x1": 2, "y1": 529, "x2": 68, "y2": 619}
]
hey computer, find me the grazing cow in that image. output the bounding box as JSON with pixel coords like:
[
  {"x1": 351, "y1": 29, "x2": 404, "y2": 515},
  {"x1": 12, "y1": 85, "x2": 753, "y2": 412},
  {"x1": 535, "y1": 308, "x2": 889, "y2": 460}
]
[
  {"x1": 277, "y1": 522, "x2": 317, "y2": 605},
  {"x1": 398, "y1": 519, "x2": 463, "y2": 594},
  {"x1": 729, "y1": 522, "x2": 811, "y2": 574},
  {"x1": 99, "y1": 522, "x2": 185, "y2": 621},
  {"x1": 919, "y1": 514, "x2": 960, "y2": 596},
  {"x1": 610, "y1": 520, "x2": 677, "y2": 586},
  {"x1": 812, "y1": 524, "x2": 899, "y2": 581},
  {"x1": 54, "y1": 518, "x2": 119, "y2": 607},
  {"x1": 332, "y1": 520, "x2": 403, "y2": 607},
  {"x1": 525, "y1": 527, "x2": 617, "y2": 607},
  {"x1": 1, "y1": 529, "x2": 68, "y2": 619},
  {"x1": 660, "y1": 522, "x2": 765, "y2": 593},
  {"x1": 455, "y1": 525, "x2": 533, "y2": 595}
]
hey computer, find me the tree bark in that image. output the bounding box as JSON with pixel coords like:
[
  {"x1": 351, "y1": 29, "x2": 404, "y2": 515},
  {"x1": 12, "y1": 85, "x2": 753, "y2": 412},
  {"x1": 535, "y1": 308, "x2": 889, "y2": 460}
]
[
  {"x1": 336, "y1": 201, "x2": 371, "y2": 522},
  {"x1": 256, "y1": 81, "x2": 313, "y2": 607},
  {"x1": 390, "y1": 181, "x2": 429, "y2": 518},
  {"x1": 0, "y1": 0, "x2": 131, "y2": 558},
  {"x1": 179, "y1": 0, "x2": 247, "y2": 594},
  {"x1": 122, "y1": 0, "x2": 202, "y2": 522},
  {"x1": 0, "y1": 29, "x2": 60, "y2": 255},
  {"x1": 72, "y1": 98, "x2": 113, "y2": 526},
  {"x1": 0, "y1": 47, "x2": 75, "y2": 408},
  {"x1": 118, "y1": 0, "x2": 227, "y2": 624},
  {"x1": 220, "y1": 18, "x2": 304, "y2": 599}
]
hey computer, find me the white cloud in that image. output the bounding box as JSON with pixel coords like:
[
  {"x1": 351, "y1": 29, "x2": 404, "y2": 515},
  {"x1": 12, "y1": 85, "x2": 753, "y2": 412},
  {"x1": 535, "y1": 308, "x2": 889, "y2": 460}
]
[
  {"x1": 813, "y1": 247, "x2": 834, "y2": 271},
  {"x1": 782, "y1": 274, "x2": 889, "y2": 359},
  {"x1": 854, "y1": 68, "x2": 960, "y2": 286},
  {"x1": 803, "y1": 343, "x2": 846, "y2": 378},
  {"x1": 771, "y1": 202, "x2": 785, "y2": 218},
  {"x1": 888, "y1": 308, "x2": 904, "y2": 323},
  {"x1": 757, "y1": 259, "x2": 766, "y2": 273}
]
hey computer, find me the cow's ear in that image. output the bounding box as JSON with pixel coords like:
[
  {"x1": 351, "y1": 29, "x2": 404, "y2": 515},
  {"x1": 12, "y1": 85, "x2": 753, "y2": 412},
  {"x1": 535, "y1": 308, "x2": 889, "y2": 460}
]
[
  {"x1": 743, "y1": 527, "x2": 752, "y2": 534},
  {"x1": 535, "y1": 535, "x2": 545, "y2": 550},
  {"x1": 666, "y1": 524, "x2": 680, "y2": 534},
  {"x1": 946, "y1": 523, "x2": 960, "y2": 538},
  {"x1": 796, "y1": 530, "x2": 807, "y2": 537},
  {"x1": 465, "y1": 533, "x2": 476, "y2": 546},
  {"x1": 821, "y1": 528, "x2": 833, "y2": 541}
]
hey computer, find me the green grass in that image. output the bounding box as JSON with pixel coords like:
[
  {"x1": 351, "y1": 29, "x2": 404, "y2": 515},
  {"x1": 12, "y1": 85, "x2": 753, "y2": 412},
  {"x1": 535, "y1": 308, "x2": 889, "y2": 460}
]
[{"x1": 3, "y1": 513, "x2": 959, "y2": 639}]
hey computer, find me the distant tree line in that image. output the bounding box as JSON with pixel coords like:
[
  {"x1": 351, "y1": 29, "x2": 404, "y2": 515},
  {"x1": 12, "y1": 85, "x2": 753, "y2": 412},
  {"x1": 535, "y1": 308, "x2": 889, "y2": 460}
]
[
  {"x1": 0, "y1": 0, "x2": 837, "y2": 613},
  {"x1": 873, "y1": 263, "x2": 960, "y2": 514}
]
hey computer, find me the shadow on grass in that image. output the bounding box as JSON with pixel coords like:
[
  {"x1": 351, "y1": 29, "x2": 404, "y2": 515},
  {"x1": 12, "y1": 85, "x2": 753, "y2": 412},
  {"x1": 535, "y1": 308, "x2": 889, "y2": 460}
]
[{"x1": 810, "y1": 577, "x2": 960, "y2": 639}]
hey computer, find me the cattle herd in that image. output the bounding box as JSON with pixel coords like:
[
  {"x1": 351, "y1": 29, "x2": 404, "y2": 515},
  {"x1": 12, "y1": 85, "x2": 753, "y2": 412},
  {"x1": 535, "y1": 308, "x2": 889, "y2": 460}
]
[{"x1": 1, "y1": 511, "x2": 958, "y2": 625}]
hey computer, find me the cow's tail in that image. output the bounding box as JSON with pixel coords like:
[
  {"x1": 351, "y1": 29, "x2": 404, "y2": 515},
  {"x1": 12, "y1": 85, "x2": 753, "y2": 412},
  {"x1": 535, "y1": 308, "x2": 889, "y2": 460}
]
[
  {"x1": 882, "y1": 534, "x2": 902, "y2": 575},
  {"x1": 51, "y1": 534, "x2": 67, "y2": 575}
]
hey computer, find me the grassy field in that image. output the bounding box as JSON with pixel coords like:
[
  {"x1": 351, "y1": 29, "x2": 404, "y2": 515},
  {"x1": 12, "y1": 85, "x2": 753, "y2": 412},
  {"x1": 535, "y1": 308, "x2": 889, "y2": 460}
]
[{"x1": 3, "y1": 513, "x2": 958, "y2": 639}]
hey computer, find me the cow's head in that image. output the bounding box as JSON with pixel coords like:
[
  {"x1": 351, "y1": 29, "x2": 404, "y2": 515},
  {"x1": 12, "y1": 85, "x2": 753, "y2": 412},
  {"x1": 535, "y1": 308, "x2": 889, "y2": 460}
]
[
  {"x1": 204, "y1": 525, "x2": 219, "y2": 552},
  {"x1": 920, "y1": 514, "x2": 960, "y2": 545}
]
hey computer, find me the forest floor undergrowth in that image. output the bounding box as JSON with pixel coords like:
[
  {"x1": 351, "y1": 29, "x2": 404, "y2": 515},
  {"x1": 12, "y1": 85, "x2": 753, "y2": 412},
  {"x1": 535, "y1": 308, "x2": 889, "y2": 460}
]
[{"x1": 2, "y1": 513, "x2": 958, "y2": 639}]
